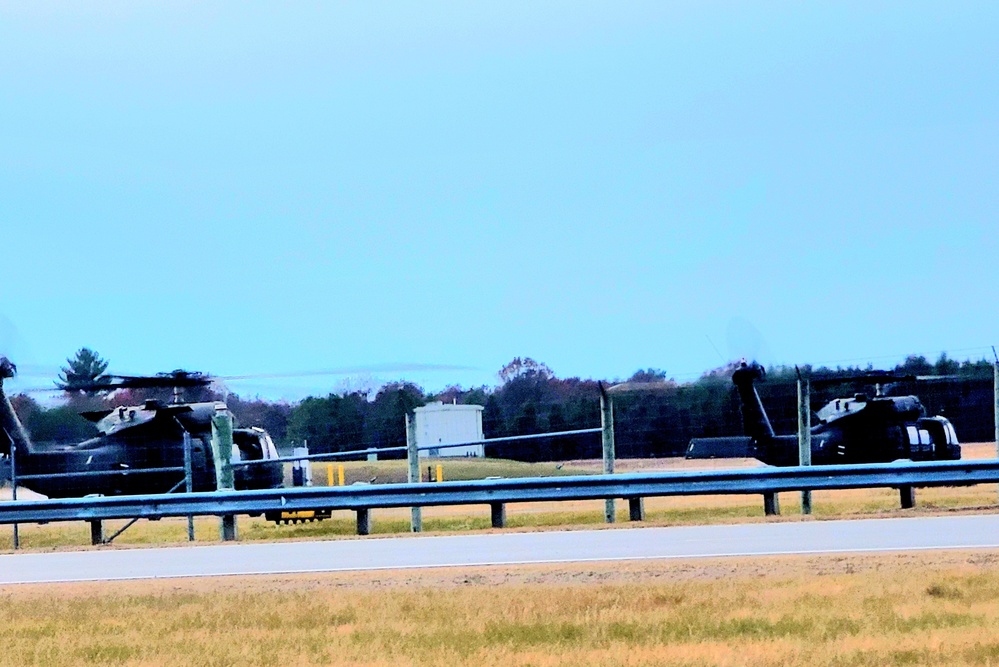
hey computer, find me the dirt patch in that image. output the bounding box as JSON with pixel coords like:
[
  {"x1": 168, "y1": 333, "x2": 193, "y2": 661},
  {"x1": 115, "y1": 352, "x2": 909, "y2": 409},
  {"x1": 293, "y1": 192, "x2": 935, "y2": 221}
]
[{"x1": 12, "y1": 548, "x2": 999, "y2": 598}]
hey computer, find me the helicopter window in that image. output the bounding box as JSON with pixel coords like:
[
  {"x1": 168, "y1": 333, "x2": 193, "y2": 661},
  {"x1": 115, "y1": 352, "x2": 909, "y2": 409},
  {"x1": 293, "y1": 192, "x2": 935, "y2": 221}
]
[
  {"x1": 233, "y1": 432, "x2": 264, "y2": 460},
  {"x1": 263, "y1": 436, "x2": 279, "y2": 459},
  {"x1": 906, "y1": 426, "x2": 931, "y2": 446},
  {"x1": 250, "y1": 428, "x2": 280, "y2": 459}
]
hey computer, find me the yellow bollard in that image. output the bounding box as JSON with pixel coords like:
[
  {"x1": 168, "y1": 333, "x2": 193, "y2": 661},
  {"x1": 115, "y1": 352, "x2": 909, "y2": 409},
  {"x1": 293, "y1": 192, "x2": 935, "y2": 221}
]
[
  {"x1": 337, "y1": 464, "x2": 345, "y2": 487},
  {"x1": 436, "y1": 463, "x2": 443, "y2": 483},
  {"x1": 327, "y1": 463, "x2": 334, "y2": 486}
]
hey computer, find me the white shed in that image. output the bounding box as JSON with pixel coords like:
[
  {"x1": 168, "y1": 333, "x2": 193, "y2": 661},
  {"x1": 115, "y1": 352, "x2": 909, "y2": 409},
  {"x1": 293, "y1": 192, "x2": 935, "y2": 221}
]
[{"x1": 413, "y1": 402, "x2": 485, "y2": 457}]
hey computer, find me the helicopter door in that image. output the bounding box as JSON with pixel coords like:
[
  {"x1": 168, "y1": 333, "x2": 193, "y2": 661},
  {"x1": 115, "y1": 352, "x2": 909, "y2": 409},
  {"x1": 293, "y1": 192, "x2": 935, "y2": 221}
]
[
  {"x1": 190, "y1": 438, "x2": 212, "y2": 490},
  {"x1": 233, "y1": 431, "x2": 264, "y2": 461},
  {"x1": 905, "y1": 425, "x2": 933, "y2": 459},
  {"x1": 917, "y1": 418, "x2": 960, "y2": 460},
  {"x1": 256, "y1": 429, "x2": 280, "y2": 460}
]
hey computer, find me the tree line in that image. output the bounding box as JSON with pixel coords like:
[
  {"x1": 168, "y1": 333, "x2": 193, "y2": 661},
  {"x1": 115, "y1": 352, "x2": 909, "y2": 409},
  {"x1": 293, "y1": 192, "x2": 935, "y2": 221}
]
[{"x1": 9, "y1": 349, "x2": 997, "y2": 460}]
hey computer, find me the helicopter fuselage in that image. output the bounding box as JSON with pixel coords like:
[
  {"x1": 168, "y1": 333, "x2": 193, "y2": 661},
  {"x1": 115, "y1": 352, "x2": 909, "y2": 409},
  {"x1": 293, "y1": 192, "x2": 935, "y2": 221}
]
[
  {"x1": 687, "y1": 363, "x2": 961, "y2": 466},
  {"x1": 1, "y1": 386, "x2": 284, "y2": 498}
]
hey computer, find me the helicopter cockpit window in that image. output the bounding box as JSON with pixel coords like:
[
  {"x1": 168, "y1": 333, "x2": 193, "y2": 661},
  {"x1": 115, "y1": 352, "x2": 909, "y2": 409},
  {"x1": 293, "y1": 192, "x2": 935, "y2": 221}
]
[{"x1": 253, "y1": 428, "x2": 280, "y2": 459}]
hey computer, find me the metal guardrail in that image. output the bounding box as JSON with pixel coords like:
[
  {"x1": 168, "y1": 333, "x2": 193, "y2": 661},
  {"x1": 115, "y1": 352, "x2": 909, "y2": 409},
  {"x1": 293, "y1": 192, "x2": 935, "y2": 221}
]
[{"x1": 0, "y1": 459, "x2": 996, "y2": 525}]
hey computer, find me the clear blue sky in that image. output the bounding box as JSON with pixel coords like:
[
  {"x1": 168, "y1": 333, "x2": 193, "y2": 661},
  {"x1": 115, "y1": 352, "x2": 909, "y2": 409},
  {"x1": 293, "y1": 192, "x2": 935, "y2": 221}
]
[{"x1": 2, "y1": 2, "x2": 997, "y2": 399}]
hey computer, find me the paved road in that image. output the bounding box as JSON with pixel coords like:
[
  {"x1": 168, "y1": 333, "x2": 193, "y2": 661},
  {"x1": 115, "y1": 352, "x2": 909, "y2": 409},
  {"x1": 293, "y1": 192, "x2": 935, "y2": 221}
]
[{"x1": 2, "y1": 515, "x2": 998, "y2": 584}]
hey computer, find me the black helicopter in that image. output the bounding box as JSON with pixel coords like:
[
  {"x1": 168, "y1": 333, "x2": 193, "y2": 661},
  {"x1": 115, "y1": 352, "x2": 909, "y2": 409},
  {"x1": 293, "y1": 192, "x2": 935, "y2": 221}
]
[
  {"x1": 0, "y1": 357, "x2": 284, "y2": 498},
  {"x1": 687, "y1": 362, "x2": 961, "y2": 466}
]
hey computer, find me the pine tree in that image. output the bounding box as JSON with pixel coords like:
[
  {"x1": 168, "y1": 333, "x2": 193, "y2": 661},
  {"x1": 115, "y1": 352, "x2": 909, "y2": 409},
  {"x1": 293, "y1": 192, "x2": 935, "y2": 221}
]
[{"x1": 56, "y1": 347, "x2": 110, "y2": 395}]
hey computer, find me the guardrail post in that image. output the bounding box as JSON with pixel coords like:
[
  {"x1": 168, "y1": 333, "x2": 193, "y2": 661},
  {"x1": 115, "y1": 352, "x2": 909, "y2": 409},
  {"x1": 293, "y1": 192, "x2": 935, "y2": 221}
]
[
  {"x1": 220, "y1": 515, "x2": 237, "y2": 541},
  {"x1": 627, "y1": 497, "x2": 644, "y2": 521},
  {"x1": 899, "y1": 485, "x2": 915, "y2": 509},
  {"x1": 211, "y1": 405, "x2": 238, "y2": 542},
  {"x1": 89, "y1": 519, "x2": 104, "y2": 545},
  {"x1": 490, "y1": 502, "x2": 506, "y2": 528},
  {"x1": 356, "y1": 508, "x2": 371, "y2": 535},
  {"x1": 406, "y1": 413, "x2": 422, "y2": 532},
  {"x1": 797, "y1": 374, "x2": 812, "y2": 515},
  {"x1": 600, "y1": 383, "x2": 616, "y2": 523},
  {"x1": 763, "y1": 492, "x2": 780, "y2": 516}
]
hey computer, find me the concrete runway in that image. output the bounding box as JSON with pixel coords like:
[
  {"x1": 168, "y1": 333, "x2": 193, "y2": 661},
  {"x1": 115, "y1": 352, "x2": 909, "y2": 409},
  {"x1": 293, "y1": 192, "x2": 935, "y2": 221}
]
[{"x1": 2, "y1": 514, "x2": 999, "y2": 584}]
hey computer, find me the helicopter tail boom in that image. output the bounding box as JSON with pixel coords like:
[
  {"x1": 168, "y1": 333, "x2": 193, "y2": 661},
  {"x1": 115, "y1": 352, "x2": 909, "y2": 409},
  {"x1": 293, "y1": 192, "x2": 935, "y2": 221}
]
[
  {"x1": 0, "y1": 358, "x2": 35, "y2": 456},
  {"x1": 731, "y1": 362, "x2": 776, "y2": 444},
  {"x1": 686, "y1": 436, "x2": 754, "y2": 459}
]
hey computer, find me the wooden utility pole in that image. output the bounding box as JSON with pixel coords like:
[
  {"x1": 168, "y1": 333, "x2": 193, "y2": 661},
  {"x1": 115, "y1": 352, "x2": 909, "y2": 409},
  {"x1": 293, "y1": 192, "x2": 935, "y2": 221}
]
[
  {"x1": 993, "y1": 350, "x2": 998, "y2": 503},
  {"x1": 600, "y1": 383, "x2": 616, "y2": 523},
  {"x1": 211, "y1": 405, "x2": 237, "y2": 541},
  {"x1": 406, "y1": 412, "x2": 422, "y2": 532},
  {"x1": 994, "y1": 352, "x2": 999, "y2": 462},
  {"x1": 183, "y1": 431, "x2": 195, "y2": 541},
  {"x1": 797, "y1": 371, "x2": 812, "y2": 516}
]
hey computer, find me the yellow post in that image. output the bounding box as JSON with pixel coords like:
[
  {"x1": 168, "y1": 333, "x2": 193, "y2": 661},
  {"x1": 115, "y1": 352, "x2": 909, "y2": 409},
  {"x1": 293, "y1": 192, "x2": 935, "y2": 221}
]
[
  {"x1": 436, "y1": 463, "x2": 443, "y2": 483},
  {"x1": 326, "y1": 463, "x2": 334, "y2": 486},
  {"x1": 337, "y1": 464, "x2": 345, "y2": 487}
]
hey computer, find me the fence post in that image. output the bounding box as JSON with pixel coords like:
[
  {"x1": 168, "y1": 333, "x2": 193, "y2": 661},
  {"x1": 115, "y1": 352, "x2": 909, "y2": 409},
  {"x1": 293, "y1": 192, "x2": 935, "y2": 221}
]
[
  {"x1": 211, "y1": 405, "x2": 238, "y2": 541},
  {"x1": 9, "y1": 441, "x2": 17, "y2": 550},
  {"x1": 600, "y1": 383, "x2": 616, "y2": 523},
  {"x1": 993, "y1": 355, "x2": 998, "y2": 503},
  {"x1": 899, "y1": 485, "x2": 915, "y2": 509},
  {"x1": 406, "y1": 412, "x2": 422, "y2": 533},
  {"x1": 797, "y1": 373, "x2": 812, "y2": 516},
  {"x1": 183, "y1": 430, "x2": 195, "y2": 542}
]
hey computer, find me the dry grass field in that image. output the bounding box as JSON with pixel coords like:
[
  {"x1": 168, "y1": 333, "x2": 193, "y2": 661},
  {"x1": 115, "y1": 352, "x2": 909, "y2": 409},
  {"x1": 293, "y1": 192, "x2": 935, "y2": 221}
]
[
  {"x1": 2, "y1": 446, "x2": 999, "y2": 665},
  {"x1": 1, "y1": 443, "x2": 997, "y2": 551},
  {"x1": 3, "y1": 551, "x2": 999, "y2": 666}
]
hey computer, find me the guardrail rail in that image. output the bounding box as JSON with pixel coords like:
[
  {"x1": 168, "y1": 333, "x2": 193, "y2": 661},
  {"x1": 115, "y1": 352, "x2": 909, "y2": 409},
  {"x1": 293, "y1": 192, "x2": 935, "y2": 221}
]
[{"x1": 2, "y1": 458, "x2": 997, "y2": 543}]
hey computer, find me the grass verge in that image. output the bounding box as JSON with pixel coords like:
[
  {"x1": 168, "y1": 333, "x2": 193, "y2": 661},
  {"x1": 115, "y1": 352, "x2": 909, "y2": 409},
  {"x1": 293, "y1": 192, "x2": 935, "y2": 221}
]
[{"x1": 3, "y1": 551, "x2": 999, "y2": 666}]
